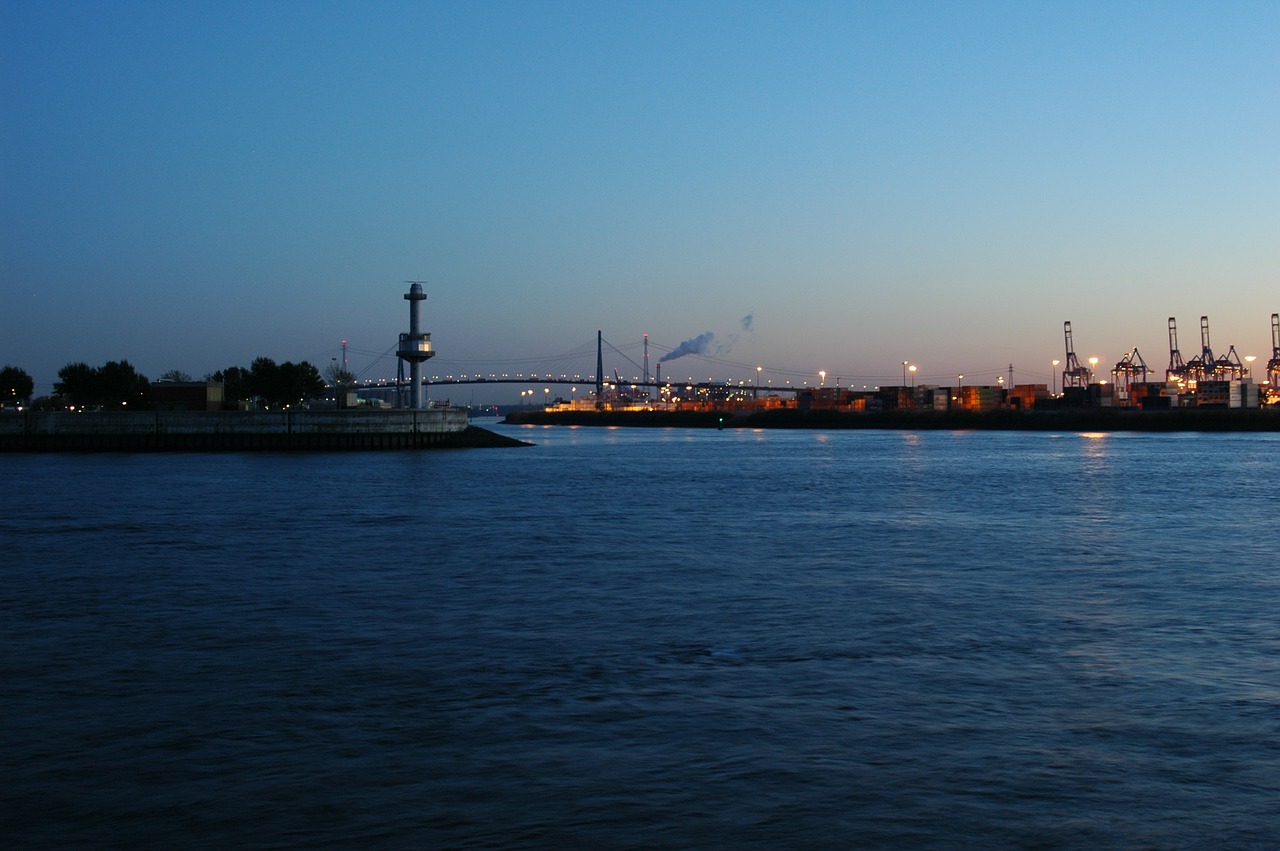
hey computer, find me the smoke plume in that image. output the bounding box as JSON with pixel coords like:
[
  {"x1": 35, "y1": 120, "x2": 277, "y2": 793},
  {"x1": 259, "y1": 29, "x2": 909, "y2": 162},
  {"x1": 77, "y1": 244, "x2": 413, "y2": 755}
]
[{"x1": 660, "y1": 332, "x2": 716, "y2": 362}]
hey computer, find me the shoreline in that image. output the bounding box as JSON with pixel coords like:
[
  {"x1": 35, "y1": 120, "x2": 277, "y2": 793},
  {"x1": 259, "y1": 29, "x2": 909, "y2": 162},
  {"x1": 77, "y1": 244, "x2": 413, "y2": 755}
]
[{"x1": 504, "y1": 407, "x2": 1280, "y2": 432}]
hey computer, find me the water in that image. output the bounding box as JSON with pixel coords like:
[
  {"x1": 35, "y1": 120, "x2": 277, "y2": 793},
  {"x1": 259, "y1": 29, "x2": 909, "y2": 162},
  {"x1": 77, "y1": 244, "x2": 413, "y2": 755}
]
[{"x1": 3, "y1": 423, "x2": 1278, "y2": 849}]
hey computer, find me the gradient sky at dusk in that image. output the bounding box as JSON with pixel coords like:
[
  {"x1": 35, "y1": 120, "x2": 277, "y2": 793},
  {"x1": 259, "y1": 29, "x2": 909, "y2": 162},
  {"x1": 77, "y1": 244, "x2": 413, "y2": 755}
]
[{"x1": 3, "y1": 1, "x2": 1277, "y2": 400}]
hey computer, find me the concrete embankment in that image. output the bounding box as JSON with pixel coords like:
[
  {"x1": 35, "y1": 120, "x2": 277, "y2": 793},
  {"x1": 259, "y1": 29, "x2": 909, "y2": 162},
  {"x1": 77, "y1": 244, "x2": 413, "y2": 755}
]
[
  {"x1": 0, "y1": 409, "x2": 529, "y2": 451},
  {"x1": 505, "y1": 407, "x2": 1280, "y2": 432}
]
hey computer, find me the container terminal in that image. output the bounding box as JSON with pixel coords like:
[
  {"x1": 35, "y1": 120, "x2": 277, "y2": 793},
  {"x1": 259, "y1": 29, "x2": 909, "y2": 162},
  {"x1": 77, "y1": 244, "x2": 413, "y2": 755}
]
[{"x1": 523, "y1": 314, "x2": 1280, "y2": 417}]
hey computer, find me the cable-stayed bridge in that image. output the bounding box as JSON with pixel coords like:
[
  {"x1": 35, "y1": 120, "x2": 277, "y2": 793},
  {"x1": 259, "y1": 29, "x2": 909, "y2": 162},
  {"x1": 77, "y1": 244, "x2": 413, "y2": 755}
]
[
  {"x1": 336, "y1": 329, "x2": 1067, "y2": 406},
  {"x1": 347, "y1": 332, "x2": 801, "y2": 406}
]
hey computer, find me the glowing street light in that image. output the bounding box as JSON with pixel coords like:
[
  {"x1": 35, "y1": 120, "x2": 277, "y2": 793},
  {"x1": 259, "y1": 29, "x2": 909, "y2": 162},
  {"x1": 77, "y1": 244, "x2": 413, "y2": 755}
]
[
  {"x1": 819, "y1": 370, "x2": 827, "y2": 387},
  {"x1": 902, "y1": 360, "x2": 908, "y2": 385},
  {"x1": 1245, "y1": 355, "x2": 1257, "y2": 378},
  {"x1": 1088, "y1": 357, "x2": 1099, "y2": 382},
  {"x1": 908, "y1": 364, "x2": 917, "y2": 387},
  {"x1": 1052, "y1": 359, "x2": 1060, "y2": 395},
  {"x1": 756, "y1": 365, "x2": 762, "y2": 398}
]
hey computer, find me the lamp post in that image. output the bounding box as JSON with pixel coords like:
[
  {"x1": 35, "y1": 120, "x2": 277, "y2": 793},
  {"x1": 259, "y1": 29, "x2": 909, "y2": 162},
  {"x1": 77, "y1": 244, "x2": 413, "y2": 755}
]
[
  {"x1": 1052, "y1": 359, "x2": 1060, "y2": 395},
  {"x1": 1088, "y1": 357, "x2": 1099, "y2": 383},
  {"x1": 1245, "y1": 355, "x2": 1256, "y2": 378},
  {"x1": 909, "y1": 364, "x2": 917, "y2": 387},
  {"x1": 902, "y1": 361, "x2": 908, "y2": 385},
  {"x1": 756, "y1": 365, "x2": 762, "y2": 399},
  {"x1": 819, "y1": 370, "x2": 827, "y2": 387}
]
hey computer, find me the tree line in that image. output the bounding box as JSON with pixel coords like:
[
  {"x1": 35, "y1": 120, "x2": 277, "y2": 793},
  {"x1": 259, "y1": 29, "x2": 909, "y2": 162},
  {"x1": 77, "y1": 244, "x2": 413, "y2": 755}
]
[{"x1": 1, "y1": 358, "x2": 333, "y2": 411}]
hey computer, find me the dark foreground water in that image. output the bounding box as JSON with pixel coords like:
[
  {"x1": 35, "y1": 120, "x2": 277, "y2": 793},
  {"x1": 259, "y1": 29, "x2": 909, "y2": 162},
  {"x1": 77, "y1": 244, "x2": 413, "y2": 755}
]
[{"x1": 3, "y1": 423, "x2": 1278, "y2": 849}]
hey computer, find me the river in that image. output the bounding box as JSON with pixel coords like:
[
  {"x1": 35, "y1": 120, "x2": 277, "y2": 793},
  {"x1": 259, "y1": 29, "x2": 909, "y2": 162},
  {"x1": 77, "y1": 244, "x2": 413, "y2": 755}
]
[{"x1": 3, "y1": 423, "x2": 1277, "y2": 848}]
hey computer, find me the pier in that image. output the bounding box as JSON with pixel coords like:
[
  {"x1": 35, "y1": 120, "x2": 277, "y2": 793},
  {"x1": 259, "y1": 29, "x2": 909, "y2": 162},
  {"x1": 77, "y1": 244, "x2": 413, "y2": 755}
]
[{"x1": 0, "y1": 409, "x2": 525, "y2": 452}]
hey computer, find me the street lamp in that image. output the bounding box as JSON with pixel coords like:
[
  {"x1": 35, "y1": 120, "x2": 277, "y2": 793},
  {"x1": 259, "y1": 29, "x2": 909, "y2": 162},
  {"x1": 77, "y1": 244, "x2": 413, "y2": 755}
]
[
  {"x1": 1088, "y1": 357, "x2": 1099, "y2": 383},
  {"x1": 1245, "y1": 355, "x2": 1257, "y2": 378},
  {"x1": 902, "y1": 360, "x2": 908, "y2": 385},
  {"x1": 819, "y1": 370, "x2": 827, "y2": 387},
  {"x1": 909, "y1": 364, "x2": 917, "y2": 387},
  {"x1": 1052, "y1": 359, "x2": 1060, "y2": 395},
  {"x1": 756, "y1": 365, "x2": 762, "y2": 399}
]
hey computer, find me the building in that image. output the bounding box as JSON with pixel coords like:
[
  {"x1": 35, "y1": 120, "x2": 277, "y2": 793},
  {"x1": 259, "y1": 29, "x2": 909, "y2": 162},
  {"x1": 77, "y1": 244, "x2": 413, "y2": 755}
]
[{"x1": 151, "y1": 381, "x2": 224, "y2": 412}]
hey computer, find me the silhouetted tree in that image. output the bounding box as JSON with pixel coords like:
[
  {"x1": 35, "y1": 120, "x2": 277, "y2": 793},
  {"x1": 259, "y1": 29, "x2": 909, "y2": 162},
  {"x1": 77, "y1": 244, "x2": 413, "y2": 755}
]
[
  {"x1": 1, "y1": 365, "x2": 34, "y2": 404},
  {"x1": 276, "y1": 361, "x2": 325, "y2": 408},
  {"x1": 54, "y1": 360, "x2": 150, "y2": 410},
  {"x1": 209, "y1": 366, "x2": 251, "y2": 407},
  {"x1": 160, "y1": 369, "x2": 193, "y2": 382},
  {"x1": 324, "y1": 361, "x2": 356, "y2": 389},
  {"x1": 243, "y1": 357, "x2": 324, "y2": 408},
  {"x1": 54, "y1": 362, "x2": 97, "y2": 407},
  {"x1": 96, "y1": 361, "x2": 151, "y2": 409}
]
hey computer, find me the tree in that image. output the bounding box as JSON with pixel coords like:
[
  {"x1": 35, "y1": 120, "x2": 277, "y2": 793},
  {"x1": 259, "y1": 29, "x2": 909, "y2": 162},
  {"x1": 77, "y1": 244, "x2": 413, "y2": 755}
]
[
  {"x1": 54, "y1": 360, "x2": 150, "y2": 410},
  {"x1": 245, "y1": 357, "x2": 280, "y2": 407},
  {"x1": 210, "y1": 366, "x2": 251, "y2": 407},
  {"x1": 54, "y1": 362, "x2": 97, "y2": 407},
  {"x1": 96, "y1": 360, "x2": 151, "y2": 409},
  {"x1": 1, "y1": 365, "x2": 34, "y2": 404},
  {"x1": 244, "y1": 357, "x2": 325, "y2": 408},
  {"x1": 277, "y1": 360, "x2": 325, "y2": 408},
  {"x1": 160, "y1": 369, "x2": 193, "y2": 382},
  {"x1": 324, "y1": 361, "x2": 356, "y2": 389}
]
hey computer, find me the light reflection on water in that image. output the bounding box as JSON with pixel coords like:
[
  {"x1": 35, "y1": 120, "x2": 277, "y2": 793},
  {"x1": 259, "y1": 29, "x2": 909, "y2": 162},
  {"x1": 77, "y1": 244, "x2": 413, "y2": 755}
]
[{"x1": 2, "y1": 426, "x2": 1278, "y2": 849}]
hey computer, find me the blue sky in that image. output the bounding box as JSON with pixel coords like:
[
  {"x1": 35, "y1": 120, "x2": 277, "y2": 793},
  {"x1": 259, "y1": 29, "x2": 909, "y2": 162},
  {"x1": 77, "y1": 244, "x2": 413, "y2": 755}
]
[{"x1": 3, "y1": 1, "x2": 1277, "y2": 399}]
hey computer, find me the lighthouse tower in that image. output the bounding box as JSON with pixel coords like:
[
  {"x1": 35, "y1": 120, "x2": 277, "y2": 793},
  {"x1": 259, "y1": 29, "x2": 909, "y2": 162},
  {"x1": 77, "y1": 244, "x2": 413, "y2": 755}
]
[{"x1": 397, "y1": 282, "x2": 435, "y2": 409}]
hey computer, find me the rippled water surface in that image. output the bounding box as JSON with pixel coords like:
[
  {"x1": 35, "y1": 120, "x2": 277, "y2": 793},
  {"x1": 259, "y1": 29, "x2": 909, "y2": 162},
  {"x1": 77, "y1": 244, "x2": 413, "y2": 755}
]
[{"x1": 3, "y1": 423, "x2": 1278, "y2": 848}]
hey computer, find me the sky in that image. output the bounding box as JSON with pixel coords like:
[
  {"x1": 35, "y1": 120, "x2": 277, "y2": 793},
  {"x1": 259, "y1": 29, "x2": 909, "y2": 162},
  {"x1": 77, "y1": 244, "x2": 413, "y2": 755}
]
[{"x1": 3, "y1": 0, "x2": 1277, "y2": 401}]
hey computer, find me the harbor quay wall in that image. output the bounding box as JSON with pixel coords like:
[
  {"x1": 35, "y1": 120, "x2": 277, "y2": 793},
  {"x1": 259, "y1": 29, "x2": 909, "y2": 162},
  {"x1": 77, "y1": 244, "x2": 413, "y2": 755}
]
[
  {"x1": 0, "y1": 409, "x2": 472, "y2": 451},
  {"x1": 504, "y1": 406, "x2": 1280, "y2": 432}
]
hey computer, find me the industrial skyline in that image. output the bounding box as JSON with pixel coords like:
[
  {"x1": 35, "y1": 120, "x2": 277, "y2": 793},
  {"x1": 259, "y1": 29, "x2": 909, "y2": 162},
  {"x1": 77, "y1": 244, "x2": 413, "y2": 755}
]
[{"x1": 3, "y1": 2, "x2": 1277, "y2": 397}]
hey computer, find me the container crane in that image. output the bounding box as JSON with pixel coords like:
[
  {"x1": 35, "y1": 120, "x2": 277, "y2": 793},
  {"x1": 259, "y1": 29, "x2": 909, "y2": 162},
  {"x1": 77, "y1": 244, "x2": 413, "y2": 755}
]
[
  {"x1": 1213, "y1": 346, "x2": 1246, "y2": 381},
  {"x1": 1267, "y1": 313, "x2": 1280, "y2": 387},
  {"x1": 1166, "y1": 317, "x2": 1188, "y2": 383},
  {"x1": 1184, "y1": 315, "x2": 1216, "y2": 382},
  {"x1": 1061, "y1": 321, "x2": 1092, "y2": 389},
  {"x1": 1111, "y1": 348, "x2": 1149, "y2": 392}
]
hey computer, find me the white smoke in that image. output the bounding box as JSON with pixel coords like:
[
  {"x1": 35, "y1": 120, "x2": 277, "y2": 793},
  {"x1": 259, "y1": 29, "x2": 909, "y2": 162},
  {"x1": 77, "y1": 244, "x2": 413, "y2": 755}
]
[{"x1": 660, "y1": 332, "x2": 716, "y2": 362}]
